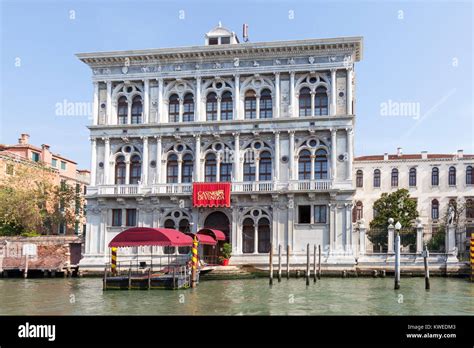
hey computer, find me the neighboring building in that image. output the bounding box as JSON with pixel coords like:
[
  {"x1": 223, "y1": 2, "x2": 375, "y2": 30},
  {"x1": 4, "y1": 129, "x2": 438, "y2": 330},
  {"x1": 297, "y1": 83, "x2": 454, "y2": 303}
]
[
  {"x1": 0, "y1": 133, "x2": 90, "y2": 235},
  {"x1": 77, "y1": 24, "x2": 363, "y2": 269},
  {"x1": 353, "y1": 148, "x2": 474, "y2": 253}
]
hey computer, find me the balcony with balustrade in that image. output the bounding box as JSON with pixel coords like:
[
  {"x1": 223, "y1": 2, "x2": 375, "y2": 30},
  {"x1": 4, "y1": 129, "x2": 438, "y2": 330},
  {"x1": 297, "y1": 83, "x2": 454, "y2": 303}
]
[{"x1": 89, "y1": 179, "x2": 333, "y2": 198}]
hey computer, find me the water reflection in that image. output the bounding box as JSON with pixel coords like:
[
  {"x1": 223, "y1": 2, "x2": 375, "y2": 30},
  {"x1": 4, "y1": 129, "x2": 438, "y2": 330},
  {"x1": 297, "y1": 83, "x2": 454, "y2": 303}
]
[{"x1": 0, "y1": 278, "x2": 471, "y2": 315}]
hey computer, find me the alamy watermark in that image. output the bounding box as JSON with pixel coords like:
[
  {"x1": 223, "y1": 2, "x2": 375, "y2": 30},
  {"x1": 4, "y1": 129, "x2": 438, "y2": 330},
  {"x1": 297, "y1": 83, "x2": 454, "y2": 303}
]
[
  {"x1": 380, "y1": 99, "x2": 420, "y2": 120},
  {"x1": 55, "y1": 99, "x2": 92, "y2": 119}
]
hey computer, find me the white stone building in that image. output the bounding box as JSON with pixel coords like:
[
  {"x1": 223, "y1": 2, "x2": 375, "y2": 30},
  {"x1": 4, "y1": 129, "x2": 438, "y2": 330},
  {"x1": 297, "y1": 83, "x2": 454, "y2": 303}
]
[
  {"x1": 353, "y1": 148, "x2": 474, "y2": 253},
  {"x1": 76, "y1": 25, "x2": 363, "y2": 270}
]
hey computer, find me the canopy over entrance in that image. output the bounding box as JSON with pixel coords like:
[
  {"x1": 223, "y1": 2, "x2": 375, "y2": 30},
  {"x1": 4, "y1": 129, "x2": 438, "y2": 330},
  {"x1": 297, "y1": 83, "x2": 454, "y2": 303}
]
[
  {"x1": 185, "y1": 232, "x2": 217, "y2": 246},
  {"x1": 197, "y1": 228, "x2": 226, "y2": 241},
  {"x1": 108, "y1": 227, "x2": 193, "y2": 248}
]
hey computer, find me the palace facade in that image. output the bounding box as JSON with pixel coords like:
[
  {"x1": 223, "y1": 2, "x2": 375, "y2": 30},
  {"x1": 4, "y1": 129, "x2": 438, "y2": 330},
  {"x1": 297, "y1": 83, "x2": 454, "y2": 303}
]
[{"x1": 77, "y1": 25, "x2": 363, "y2": 269}]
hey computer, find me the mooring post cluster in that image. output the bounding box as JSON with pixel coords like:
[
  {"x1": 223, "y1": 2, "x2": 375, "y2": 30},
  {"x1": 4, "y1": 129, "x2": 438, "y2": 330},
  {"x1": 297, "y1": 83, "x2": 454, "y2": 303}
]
[{"x1": 269, "y1": 243, "x2": 322, "y2": 286}]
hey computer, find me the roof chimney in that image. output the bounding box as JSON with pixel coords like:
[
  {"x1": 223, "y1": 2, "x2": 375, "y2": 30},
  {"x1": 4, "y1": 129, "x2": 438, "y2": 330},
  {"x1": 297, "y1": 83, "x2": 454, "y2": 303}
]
[
  {"x1": 18, "y1": 133, "x2": 30, "y2": 145},
  {"x1": 421, "y1": 151, "x2": 428, "y2": 159},
  {"x1": 383, "y1": 152, "x2": 389, "y2": 161},
  {"x1": 397, "y1": 147, "x2": 403, "y2": 157},
  {"x1": 457, "y1": 149, "x2": 464, "y2": 159}
]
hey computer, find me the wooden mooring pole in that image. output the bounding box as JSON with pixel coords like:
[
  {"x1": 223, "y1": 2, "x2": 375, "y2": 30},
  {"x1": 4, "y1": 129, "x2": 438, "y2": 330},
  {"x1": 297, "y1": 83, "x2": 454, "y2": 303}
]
[
  {"x1": 278, "y1": 244, "x2": 282, "y2": 282},
  {"x1": 306, "y1": 244, "x2": 310, "y2": 286},
  {"x1": 269, "y1": 243, "x2": 273, "y2": 286},
  {"x1": 286, "y1": 245, "x2": 290, "y2": 280},
  {"x1": 318, "y1": 245, "x2": 322, "y2": 279},
  {"x1": 423, "y1": 244, "x2": 430, "y2": 290},
  {"x1": 313, "y1": 245, "x2": 317, "y2": 283}
]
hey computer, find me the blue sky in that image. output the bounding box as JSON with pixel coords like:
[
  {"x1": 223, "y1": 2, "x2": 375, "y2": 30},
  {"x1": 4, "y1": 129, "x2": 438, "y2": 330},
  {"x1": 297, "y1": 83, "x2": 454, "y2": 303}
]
[{"x1": 1, "y1": 0, "x2": 472, "y2": 169}]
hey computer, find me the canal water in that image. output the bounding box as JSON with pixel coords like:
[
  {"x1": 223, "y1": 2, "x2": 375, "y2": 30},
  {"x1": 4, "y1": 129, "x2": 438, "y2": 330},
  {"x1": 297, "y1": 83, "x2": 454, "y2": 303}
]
[{"x1": 0, "y1": 277, "x2": 472, "y2": 315}]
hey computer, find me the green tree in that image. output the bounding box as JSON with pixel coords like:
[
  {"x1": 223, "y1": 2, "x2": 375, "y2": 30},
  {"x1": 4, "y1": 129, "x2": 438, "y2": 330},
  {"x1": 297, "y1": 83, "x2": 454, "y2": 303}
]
[
  {"x1": 368, "y1": 189, "x2": 419, "y2": 250},
  {"x1": 0, "y1": 164, "x2": 80, "y2": 236}
]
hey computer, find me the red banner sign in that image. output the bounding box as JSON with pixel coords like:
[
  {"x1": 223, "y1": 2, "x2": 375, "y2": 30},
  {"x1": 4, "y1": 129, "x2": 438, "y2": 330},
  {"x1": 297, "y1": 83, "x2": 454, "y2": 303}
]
[{"x1": 192, "y1": 182, "x2": 231, "y2": 208}]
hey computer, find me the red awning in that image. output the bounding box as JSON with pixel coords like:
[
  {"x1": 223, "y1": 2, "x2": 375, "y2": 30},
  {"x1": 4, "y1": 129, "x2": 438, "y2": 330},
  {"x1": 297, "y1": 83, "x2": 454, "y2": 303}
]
[
  {"x1": 197, "y1": 228, "x2": 226, "y2": 241},
  {"x1": 109, "y1": 228, "x2": 193, "y2": 248},
  {"x1": 185, "y1": 233, "x2": 217, "y2": 246}
]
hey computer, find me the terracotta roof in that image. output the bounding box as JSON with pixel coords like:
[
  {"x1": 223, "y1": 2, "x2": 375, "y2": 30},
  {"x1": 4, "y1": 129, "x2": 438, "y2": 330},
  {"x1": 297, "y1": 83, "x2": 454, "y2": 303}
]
[{"x1": 355, "y1": 154, "x2": 474, "y2": 161}]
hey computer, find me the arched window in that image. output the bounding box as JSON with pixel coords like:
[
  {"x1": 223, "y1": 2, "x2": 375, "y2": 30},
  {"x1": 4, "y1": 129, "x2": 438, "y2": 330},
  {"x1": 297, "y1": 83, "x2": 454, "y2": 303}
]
[
  {"x1": 448, "y1": 166, "x2": 456, "y2": 186},
  {"x1": 257, "y1": 217, "x2": 271, "y2": 253},
  {"x1": 167, "y1": 154, "x2": 178, "y2": 183},
  {"x1": 220, "y1": 160, "x2": 232, "y2": 182},
  {"x1": 298, "y1": 150, "x2": 311, "y2": 180},
  {"x1": 163, "y1": 219, "x2": 176, "y2": 254},
  {"x1": 314, "y1": 86, "x2": 328, "y2": 116},
  {"x1": 259, "y1": 151, "x2": 272, "y2": 181},
  {"x1": 466, "y1": 166, "x2": 473, "y2": 185},
  {"x1": 259, "y1": 89, "x2": 272, "y2": 119},
  {"x1": 244, "y1": 90, "x2": 257, "y2": 119},
  {"x1": 205, "y1": 153, "x2": 217, "y2": 182},
  {"x1": 129, "y1": 155, "x2": 141, "y2": 184},
  {"x1": 115, "y1": 155, "x2": 126, "y2": 185},
  {"x1": 117, "y1": 96, "x2": 128, "y2": 124},
  {"x1": 356, "y1": 170, "x2": 363, "y2": 188},
  {"x1": 182, "y1": 154, "x2": 193, "y2": 183},
  {"x1": 178, "y1": 219, "x2": 191, "y2": 254},
  {"x1": 243, "y1": 153, "x2": 256, "y2": 182},
  {"x1": 352, "y1": 201, "x2": 363, "y2": 223},
  {"x1": 431, "y1": 167, "x2": 439, "y2": 186},
  {"x1": 242, "y1": 218, "x2": 255, "y2": 254},
  {"x1": 409, "y1": 168, "x2": 417, "y2": 187},
  {"x1": 373, "y1": 169, "x2": 381, "y2": 188},
  {"x1": 314, "y1": 149, "x2": 328, "y2": 179},
  {"x1": 391, "y1": 168, "x2": 399, "y2": 187},
  {"x1": 206, "y1": 92, "x2": 218, "y2": 121},
  {"x1": 131, "y1": 95, "x2": 142, "y2": 124},
  {"x1": 183, "y1": 93, "x2": 194, "y2": 122},
  {"x1": 299, "y1": 87, "x2": 311, "y2": 116},
  {"x1": 168, "y1": 94, "x2": 179, "y2": 122},
  {"x1": 466, "y1": 199, "x2": 474, "y2": 219},
  {"x1": 221, "y1": 91, "x2": 233, "y2": 120},
  {"x1": 431, "y1": 199, "x2": 439, "y2": 220}
]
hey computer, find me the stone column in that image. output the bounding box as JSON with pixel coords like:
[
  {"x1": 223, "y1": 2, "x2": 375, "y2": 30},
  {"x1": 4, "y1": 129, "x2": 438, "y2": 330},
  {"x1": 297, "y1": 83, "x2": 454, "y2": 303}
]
[
  {"x1": 177, "y1": 159, "x2": 182, "y2": 184},
  {"x1": 387, "y1": 220, "x2": 395, "y2": 254},
  {"x1": 143, "y1": 79, "x2": 149, "y2": 124},
  {"x1": 217, "y1": 96, "x2": 222, "y2": 121},
  {"x1": 92, "y1": 81, "x2": 99, "y2": 125},
  {"x1": 195, "y1": 76, "x2": 201, "y2": 121},
  {"x1": 329, "y1": 203, "x2": 336, "y2": 252},
  {"x1": 331, "y1": 128, "x2": 337, "y2": 181},
  {"x1": 289, "y1": 71, "x2": 295, "y2": 117},
  {"x1": 331, "y1": 68, "x2": 337, "y2": 116},
  {"x1": 345, "y1": 203, "x2": 353, "y2": 253},
  {"x1": 194, "y1": 135, "x2": 201, "y2": 182},
  {"x1": 274, "y1": 131, "x2": 280, "y2": 182},
  {"x1": 106, "y1": 81, "x2": 112, "y2": 124},
  {"x1": 287, "y1": 195, "x2": 294, "y2": 250},
  {"x1": 289, "y1": 131, "x2": 295, "y2": 180},
  {"x1": 233, "y1": 132, "x2": 240, "y2": 181},
  {"x1": 90, "y1": 138, "x2": 97, "y2": 186},
  {"x1": 346, "y1": 67, "x2": 353, "y2": 115},
  {"x1": 416, "y1": 218, "x2": 423, "y2": 254},
  {"x1": 125, "y1": 159, "x2": 130, "y2": 185},
  {"x1": 234, "y1": 74, "x2": 240, "y2": 120},
  {"x1": 274, "y1": 72, "x2": 280, "y2": 118},
  {"x1": 155, "y1": 136, "x2": 162, "y2": 184},
  {"x1": 358, "y1": 219, "x2": 366, "y2": 256},
  {"x1": 310, "y1": 154, "x2": 315, "y2": 180},
  {"x1": 103, "y1": 137, "x2": 110, "y2": 185},
  {"x1": 178, "y1": 97, "x2": 184, "y2": 123},
  {"x1": 157, "y1": 78, "x2": 164, "y2": 123},
  {"x1": 142, "y1": 136, "x2": 148, "y2": 185},
  {"x1": 310, "y1": 92, "x2": 315, "y2": 117},
  {"x1": 346, "y1": 128, "x2": 353, "y2": 180}
]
